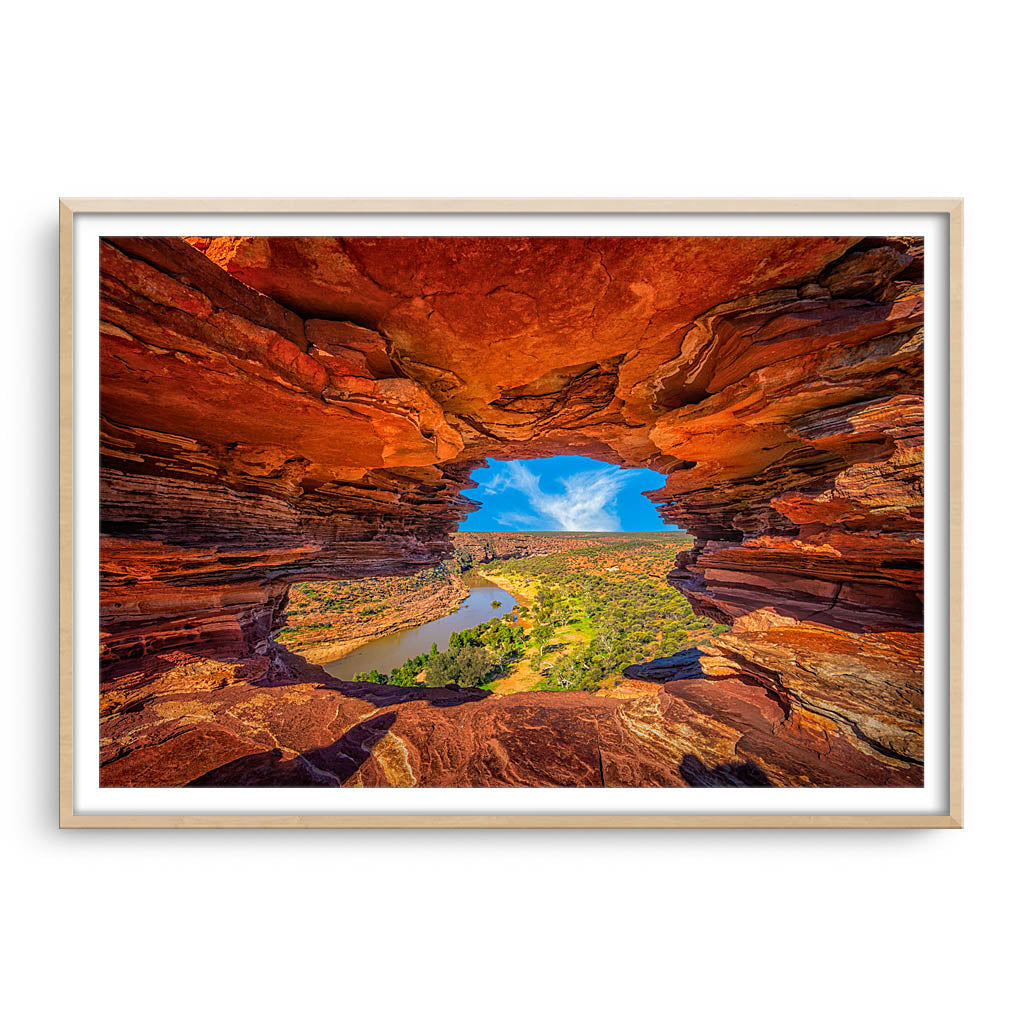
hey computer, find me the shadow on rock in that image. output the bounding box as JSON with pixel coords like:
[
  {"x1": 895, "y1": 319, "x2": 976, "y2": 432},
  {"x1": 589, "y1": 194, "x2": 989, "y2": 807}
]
[
  {"x1": 679, "y1": 754, "x2": 774, "y2": 787},
  {"x1": 187, "y1": 711, "x2": 398, "y2": 787},
  {"x1": 316, "y1": 676, "x2": 492, "y2": 709},
  {"x1": 623, "y1": 648, "x2": 705, "y2": 683},
  {"x1": 256, "y1": 648, "x2": 492, "y2": 708}
]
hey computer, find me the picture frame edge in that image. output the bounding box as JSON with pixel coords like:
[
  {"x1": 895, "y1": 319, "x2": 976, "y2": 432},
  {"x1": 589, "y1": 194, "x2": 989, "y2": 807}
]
[{"x1": 60, "y1": 198, "x2": 964, "y2": 830}]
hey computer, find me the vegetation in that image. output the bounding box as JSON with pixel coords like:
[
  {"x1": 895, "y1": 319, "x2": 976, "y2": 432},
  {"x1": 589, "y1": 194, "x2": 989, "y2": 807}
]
[
  {"x1": 425, "y1": 648, "x2": 494, "y2": 688},
  {"x1": 354, "y1": 616, "x2": 527, "y2": 689},
  {"x1": 490, "y1": 537, "x2": 721, "y2": 692},
  {"x1": 343, "y1": 533, "x2": 728, "y2": 695},
  {"x1": 274, "y1": 561, "x2": 463, "y2": 643}
]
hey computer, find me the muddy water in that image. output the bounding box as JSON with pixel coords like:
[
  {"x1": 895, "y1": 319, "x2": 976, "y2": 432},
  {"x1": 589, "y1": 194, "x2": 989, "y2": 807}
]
[{"x1": 321, "y1": 575, "x2": 516, "y2": 680}]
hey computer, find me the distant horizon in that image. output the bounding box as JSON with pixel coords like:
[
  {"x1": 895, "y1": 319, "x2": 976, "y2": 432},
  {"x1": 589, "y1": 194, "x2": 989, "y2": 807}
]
[
  {"x1": 458, "y1": 456, "x2": 679, "y2": 533},
  {"x1": 458, "y1": 528, "x2": 686, "y2": 534}
]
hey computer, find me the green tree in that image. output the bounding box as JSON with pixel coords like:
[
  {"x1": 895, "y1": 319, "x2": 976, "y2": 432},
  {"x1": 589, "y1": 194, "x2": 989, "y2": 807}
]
[
  {"x1": 355, "y1": 668, "x2": 388, "y2": 685},
  {"x1": 492, "y1": 640, "x2": 519, "y2": 672},
  {"x1": 425, "y1": 647, "x2": 495, "y2": 689},
  {"x1": 532, "y1": 623, "x2": 555, "y2": 657},
  {"x1": 552, "y1": 602, "x2": 574, "y2": 627}
]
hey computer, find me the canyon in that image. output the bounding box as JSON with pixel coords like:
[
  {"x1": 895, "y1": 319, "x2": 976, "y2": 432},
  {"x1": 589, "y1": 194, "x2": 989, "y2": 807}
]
[
  {"x1": 276, "y1": 568, "x2": 471, "y2": 665},
  {"x1": 98, "y1": 234, "x2": 924, "y2": 787}
]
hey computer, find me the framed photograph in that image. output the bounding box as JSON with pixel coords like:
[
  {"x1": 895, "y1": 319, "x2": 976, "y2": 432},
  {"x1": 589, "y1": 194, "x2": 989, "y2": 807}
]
[{"x1": 59, "y1": 198, "x2": 962, "y2": 828}]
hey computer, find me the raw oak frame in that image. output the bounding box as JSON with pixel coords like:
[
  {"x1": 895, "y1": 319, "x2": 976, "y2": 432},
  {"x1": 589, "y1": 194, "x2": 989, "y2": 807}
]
[{"x1": 59, "y1": 198, "x2": 964, "y2": 829}]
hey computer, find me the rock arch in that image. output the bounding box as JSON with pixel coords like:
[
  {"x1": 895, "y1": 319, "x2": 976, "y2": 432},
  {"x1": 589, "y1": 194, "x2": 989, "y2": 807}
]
[{"x1": 98, "y1": 234, "x2": 924, "y2": 786}]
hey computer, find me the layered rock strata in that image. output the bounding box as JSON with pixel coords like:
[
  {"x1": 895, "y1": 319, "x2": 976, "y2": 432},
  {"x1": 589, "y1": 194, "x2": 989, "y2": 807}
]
[
  {"x1": 99, "y1": 234, "x2": 925, "y2": 786},
  {"x1": 100, "y1": 651, "x2": 918, "y2": 788}
]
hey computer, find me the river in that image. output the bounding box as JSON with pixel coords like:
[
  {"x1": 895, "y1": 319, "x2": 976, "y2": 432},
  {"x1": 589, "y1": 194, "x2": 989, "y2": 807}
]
[{"x1": 321, "y1": 573, "x2": 516, "y2": 680}]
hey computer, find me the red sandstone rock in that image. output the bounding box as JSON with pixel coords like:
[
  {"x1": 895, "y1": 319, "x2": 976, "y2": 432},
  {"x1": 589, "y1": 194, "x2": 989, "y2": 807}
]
[{"x1": 100, "y1": 652, "x2": 918, "y2": 788}]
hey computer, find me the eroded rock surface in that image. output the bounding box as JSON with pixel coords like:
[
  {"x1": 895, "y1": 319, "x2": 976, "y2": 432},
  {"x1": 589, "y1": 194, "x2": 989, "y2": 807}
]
[
  {"x1": 99, "y1": 234, "x2": 925, "y2": 786},
  {"x1": 100, "y1": 652, "x2": 918, "y2": 788}
]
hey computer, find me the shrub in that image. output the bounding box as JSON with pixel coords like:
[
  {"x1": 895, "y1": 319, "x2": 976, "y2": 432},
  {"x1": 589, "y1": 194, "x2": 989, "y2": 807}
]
[{"x1": 425, "y1": 647, "x2": 496, "y2": 689}]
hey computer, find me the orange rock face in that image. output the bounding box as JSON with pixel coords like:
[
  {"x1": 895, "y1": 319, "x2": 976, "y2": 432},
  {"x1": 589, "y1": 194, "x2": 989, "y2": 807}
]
[
  {"x1": 100, "y1": 652, "x2": 918, "y2": 788},
  {"x1": 98, "y1": 234, "x2": 925, "y2": 786}
]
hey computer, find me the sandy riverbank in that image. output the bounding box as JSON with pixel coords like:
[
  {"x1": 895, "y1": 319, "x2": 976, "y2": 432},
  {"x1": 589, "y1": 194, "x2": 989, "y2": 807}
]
[{"x1": 278, "y1": 577, "x2": 470, "y2": 664}]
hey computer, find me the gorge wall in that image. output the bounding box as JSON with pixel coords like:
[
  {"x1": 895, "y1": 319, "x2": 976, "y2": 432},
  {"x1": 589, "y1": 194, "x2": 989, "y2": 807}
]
[{"x1": 98, "y1": 234, "x2": 925, "y2": 786}]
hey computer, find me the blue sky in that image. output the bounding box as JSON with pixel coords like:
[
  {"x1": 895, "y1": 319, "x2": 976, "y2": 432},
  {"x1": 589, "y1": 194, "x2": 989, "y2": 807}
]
[{"x1": 459, "y1": 456, "x2": 677, "y2": 532}]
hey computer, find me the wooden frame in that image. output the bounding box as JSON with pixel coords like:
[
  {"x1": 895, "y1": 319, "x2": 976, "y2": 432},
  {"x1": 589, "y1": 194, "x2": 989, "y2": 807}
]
[{"x1": 59, "y1": 198, "x2": 963, "y2": 829}]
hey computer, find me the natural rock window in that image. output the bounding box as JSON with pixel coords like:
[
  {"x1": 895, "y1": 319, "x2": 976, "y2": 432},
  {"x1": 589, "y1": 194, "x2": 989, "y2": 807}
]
[{"x1": 99, "y1": 235, "x2": 923, "y2": 788}]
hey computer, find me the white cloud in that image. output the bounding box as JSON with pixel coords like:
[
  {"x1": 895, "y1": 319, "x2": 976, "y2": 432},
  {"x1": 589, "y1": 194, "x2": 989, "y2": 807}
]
[
  {"x1": 485, "y1": 461, "x2": 637, "y2": 531},
  {"x1": 494, "y1": 509, "x2": 544, "y2": 528}
]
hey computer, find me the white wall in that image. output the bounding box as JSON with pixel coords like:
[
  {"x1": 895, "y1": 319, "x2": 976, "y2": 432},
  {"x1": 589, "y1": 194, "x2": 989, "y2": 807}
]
[{"x1": 3, "y1": 2, "x2": 1016, "y2": 1021}]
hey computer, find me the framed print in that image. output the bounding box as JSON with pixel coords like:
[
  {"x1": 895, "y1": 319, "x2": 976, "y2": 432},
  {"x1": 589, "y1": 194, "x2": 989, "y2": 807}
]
[{"x1": 59, "y1": 198, "x2": 962, "y2": 828}]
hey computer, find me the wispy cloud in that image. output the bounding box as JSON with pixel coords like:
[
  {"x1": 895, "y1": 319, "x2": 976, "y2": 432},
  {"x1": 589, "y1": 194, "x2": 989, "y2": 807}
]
[
  {"x1": 485, "y1": 461, "x2": 636, "y2": 531},
  {"x1": 494, "y1": 509, "x2": 545, "y2": 528}
]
